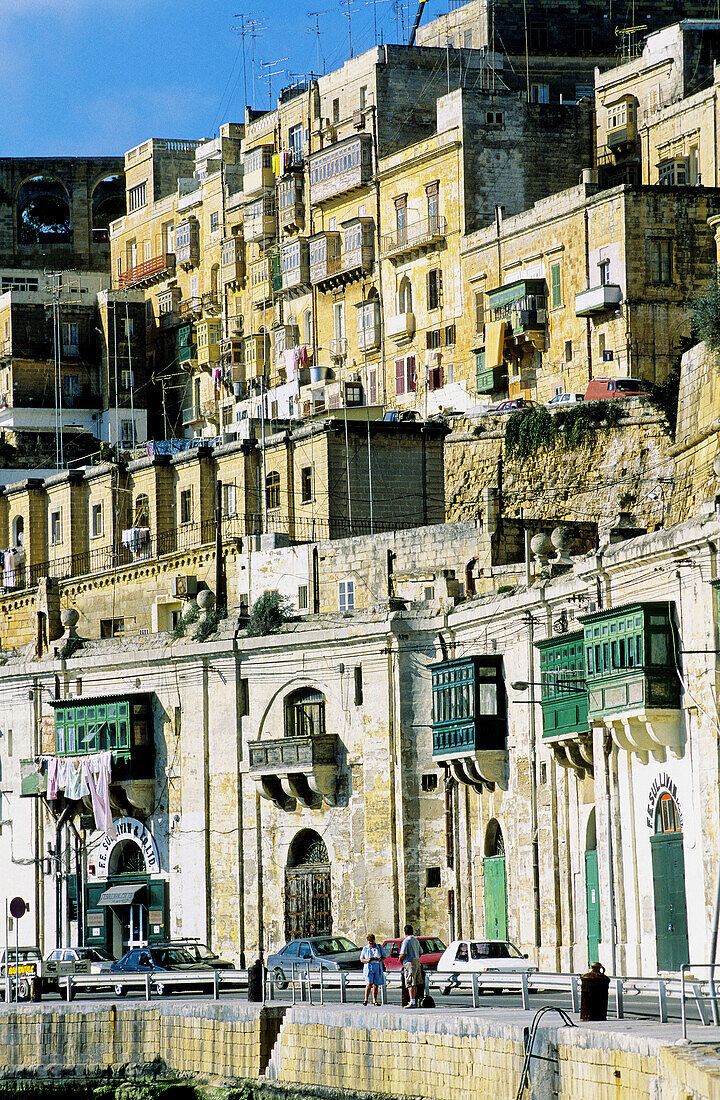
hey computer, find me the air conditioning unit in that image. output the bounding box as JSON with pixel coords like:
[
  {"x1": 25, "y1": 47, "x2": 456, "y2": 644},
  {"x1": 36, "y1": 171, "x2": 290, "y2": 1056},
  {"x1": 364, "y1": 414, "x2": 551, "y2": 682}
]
[
  {"x1": 353, "y1": 109, "x2": 365, "y2": 130},
  {"x1": 172, "y1": 575, "x2": 198, "y2": 599}
]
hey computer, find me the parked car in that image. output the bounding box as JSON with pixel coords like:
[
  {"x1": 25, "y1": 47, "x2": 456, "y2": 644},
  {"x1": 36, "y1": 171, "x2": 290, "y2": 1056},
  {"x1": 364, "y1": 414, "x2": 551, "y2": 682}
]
[
  {"x1": 546, "y1": 392, "x2": 584, "y2": 407},
  {"x1": 381, "y1": 936, "x2": 446, "y2": 971},
  {"x1": 381, "y1": 410, "x2": 420, "y2": 423},
  {"x1": 109, "y1": 944, "x2": 232, "y2": 997},
  {"x1": 267, "y1": 936, "x2": 363, "y2": 989},
  {"x1": 154, "y1": 940, "x2": 234, "y2": 969},
  {"x1": 492, "y1": 398, "x2": 539, "y2": 413},
  {"x1": 584, "y1": 377, "x2": 650, "y2": 401},
  {"x1": 0, "y1": 947, "x2": 43, "y2": 1000},
  {"x1": 44, "y1": 946, "x2": 113, "y2": 993},
  {"x1": 436, "y1": 939, "x2": 537, "y2": 993}
]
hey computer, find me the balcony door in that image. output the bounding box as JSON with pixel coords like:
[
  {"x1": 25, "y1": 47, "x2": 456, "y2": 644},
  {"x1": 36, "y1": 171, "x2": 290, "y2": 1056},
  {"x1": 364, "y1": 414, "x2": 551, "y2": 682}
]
[
  {"x1": 651, "y1": 793, "x2": 689, "y2": 971},
  {"x1": 285, "y1": 829, "x2": 332, "y2": 940},
  {"x1": 483, "y1": 820, "x2": 507, "y2": 940},
  {"x1": 585, "y1": 810, "x2": 601, "y2": 965}
]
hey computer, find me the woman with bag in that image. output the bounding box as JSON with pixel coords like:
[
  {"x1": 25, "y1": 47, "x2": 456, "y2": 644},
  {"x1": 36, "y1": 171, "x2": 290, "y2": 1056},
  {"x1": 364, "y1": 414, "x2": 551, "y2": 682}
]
[{"x1": 360, "y1": 933, "x2": 384, "y2": 1006}]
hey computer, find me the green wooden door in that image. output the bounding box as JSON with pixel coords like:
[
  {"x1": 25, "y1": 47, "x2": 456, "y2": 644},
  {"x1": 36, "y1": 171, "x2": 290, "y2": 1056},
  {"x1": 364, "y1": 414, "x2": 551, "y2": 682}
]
[
  {"x1": 585, "y1": 849, "x2": 601, "y2": 965},
  {"x1": 651, "y1": 833, "x2": 689, "y2": 971},
  {"x1": 484, "y1": 856, "x2": 508, "y2": 940}
]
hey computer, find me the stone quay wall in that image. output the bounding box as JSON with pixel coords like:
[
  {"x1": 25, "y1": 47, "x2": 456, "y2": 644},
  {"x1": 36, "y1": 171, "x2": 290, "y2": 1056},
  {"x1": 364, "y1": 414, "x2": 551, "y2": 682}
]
[{"x1": 1, "y1": 1003, "x2": 720, "y2": 1100}]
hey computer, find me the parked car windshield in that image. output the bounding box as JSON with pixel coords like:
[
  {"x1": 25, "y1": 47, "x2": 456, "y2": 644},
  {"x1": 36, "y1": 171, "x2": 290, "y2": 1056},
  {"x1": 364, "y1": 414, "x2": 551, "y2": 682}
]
[
  {"x1": 155, "y1": 948, "x2": 196, "y2": 966},
  {"x1": 75, "y1": 948, "x2": 110, "y2": 962},
  {"x1": 420, "y1": 938, "x2": 446, "y2": 953},
  {"x1": 5, "y1": 948, "x2": 41, "y2": 962},
  {"x1": 313, "y1": 937, "x2": 357, "y2": 955}
]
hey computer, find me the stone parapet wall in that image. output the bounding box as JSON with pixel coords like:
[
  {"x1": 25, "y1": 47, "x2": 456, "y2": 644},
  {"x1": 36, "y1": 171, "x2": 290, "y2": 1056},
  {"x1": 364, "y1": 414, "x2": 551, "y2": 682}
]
[
  {"x1": 0, "y1": 1003, "x2": 720, "y2": 1100},
  {"x1": 444, "y1": 405, "x2": 674, "y2": 532}
]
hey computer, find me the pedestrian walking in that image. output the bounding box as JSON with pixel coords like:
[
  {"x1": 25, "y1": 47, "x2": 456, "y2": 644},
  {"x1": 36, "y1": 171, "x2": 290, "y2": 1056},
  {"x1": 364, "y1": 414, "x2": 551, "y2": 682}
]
[
  {"x1": 399, "y1": 924, "x2": 422, "y2": 1007},
  {"x1": 360, "y1": 933, "x2": 384, "y2": 1006}
]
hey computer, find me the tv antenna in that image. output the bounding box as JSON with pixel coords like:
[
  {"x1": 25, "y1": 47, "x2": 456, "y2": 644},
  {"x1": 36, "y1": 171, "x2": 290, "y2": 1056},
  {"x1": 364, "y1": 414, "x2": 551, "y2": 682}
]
[
  {"x1": 260, "y1": 57, "x2": 289, "y2": 108},
  {"x1": 232, "y1": 16, "x2": 266, "y2": 107},
  {"x1": 307, "y1": 8, "x2": 334, "y2": 75}
]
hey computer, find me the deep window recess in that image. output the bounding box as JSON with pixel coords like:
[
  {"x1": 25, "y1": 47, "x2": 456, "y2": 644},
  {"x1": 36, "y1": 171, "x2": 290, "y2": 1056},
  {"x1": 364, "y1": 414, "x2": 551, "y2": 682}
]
[{"x1": 285, "y1": 688, "x2": 326, "y2": 739}]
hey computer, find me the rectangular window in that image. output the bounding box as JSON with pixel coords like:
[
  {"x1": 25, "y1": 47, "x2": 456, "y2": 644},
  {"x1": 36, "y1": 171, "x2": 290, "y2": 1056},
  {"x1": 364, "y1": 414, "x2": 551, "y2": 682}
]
[
  {"x1": 428, "y1": 364, "x2": 443, "y2": 391},
  {"x1": 464, "y1": 29, "x2": 473, "y2": 48},
  {"x1": 598, "y1": 332, "x2": 606, "y2": 358},
  {"x1": 99, "y1": 618, "x2": 125, "y2": 639},
  {"x1": 120, "y1": 368, "x2": 132, "y2": 391},
  {"x1": 121, "y1": 419, "x2": 135, "y2": 446},
  {"x1": 210, "y1": 211, "x2": 219, "y2": 232},
  {"x1": 63, "y1": 374, "x2": 79, "y2": 398},
  {"x1": 359, "y1": 86, "x2": 367, "y2": 109},
  {"x1": 426, "y1": 181, "x2": 439, "y2": 228},
  {"x1": 564, "y1": 340, "x2": 573, "y2": 363},
  {"x1": 395, "y1": 358, "x2": 406, "y2": 396},
  {"x1": 91, "y1": 503, "x2": 102, "y2": 538},
  {"x1": 426, "y1": 329, "x2": 442, "y2": 350},
  {"x1": 575, "y1": 23, "x2": 592, "y2": 49},
  {"x1": 354, "y1": 665, "x2": 363, "y2": 705},
  {"x1": 369, "y1": 368, "x2": 377, "y2": 405},
  {"x1": 550, "y1": 263, "x2": 562, "y2": 308},
  {"x1": 50, "y1": 510, "x2": 61, "y2": 545},
  {"x1": 406, "y1": 355, "x2": 417, "y2": 393},
  {"x1": 223, "y1": 482, "x2": 236, "y2": 516},
  {"x1": 427, "y1": 268, "x2": 442, "y2": 311},
  {"x1": 339, "y1": 579, "x2": 355, "y2": 611},
  {"x1": 297, "y1": 585, "x2": 308, "y2": 611},
  {"x1": 529, "y1": 23, "x2": 548, "y2": 49},
  {"x1": 300, "y1": 466, "x2": 313, "y2": 503},
  {"x1": 647, "y1": 238, "x2": 673, "y2": 284},
  {"x1": 128, "y1": 181, "x2": 147, "y2": 212},
  {"x1": 485, "y1": 111, "x2": 504, "y2": 128},
  {"x1": 475, "y1": 290, "x2": 485, "y2": 334},
  {"x1": 62, "y1": 323, "x2": 79, "y2": 357},
  {"x1": 598, "y1": 258, "x2": 611, "y2": 286},
  {"x1": 530, "y1": 83, "x2": 550, "y2": 104},
  {"x1": 445, "y1": 324, "x2": 456, "y2": 346},
  {"x1": 332, "y1": 97, "x2": 340, "y2": 123},
  {"x1": 180, "y1": 488, "x2": 192, "y2": 525}
]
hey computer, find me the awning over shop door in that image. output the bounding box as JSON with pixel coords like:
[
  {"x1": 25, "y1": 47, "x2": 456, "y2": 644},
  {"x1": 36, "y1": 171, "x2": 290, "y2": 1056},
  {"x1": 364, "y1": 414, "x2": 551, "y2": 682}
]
[{"x1": 96, "y1": 884, "x2": 146, "y2": 907}]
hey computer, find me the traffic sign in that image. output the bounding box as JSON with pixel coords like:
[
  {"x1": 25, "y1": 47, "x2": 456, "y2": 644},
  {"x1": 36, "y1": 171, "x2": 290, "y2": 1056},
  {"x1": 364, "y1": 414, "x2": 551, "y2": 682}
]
[{"x1": 9, "y1": 898, "x2": 26, "y2": 919}]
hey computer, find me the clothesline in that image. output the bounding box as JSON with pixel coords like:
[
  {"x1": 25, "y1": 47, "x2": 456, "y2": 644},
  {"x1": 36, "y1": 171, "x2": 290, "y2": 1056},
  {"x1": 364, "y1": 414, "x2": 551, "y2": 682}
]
[{"x1": 42, "y1": 751, "x2": 116, "y2": 839}]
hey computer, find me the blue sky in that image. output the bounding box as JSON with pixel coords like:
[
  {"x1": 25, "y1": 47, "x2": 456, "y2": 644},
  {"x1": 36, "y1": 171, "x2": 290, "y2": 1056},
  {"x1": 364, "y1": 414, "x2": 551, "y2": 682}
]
[{"x1": 0, "y1": 0, "x2": 449, "y2": 157}]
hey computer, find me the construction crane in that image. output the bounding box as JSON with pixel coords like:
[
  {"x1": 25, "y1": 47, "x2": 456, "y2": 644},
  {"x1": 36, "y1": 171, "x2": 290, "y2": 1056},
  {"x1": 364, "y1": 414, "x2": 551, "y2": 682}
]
[{"x1": 408, "y1": 0, "x2": 427, "y2": 46}]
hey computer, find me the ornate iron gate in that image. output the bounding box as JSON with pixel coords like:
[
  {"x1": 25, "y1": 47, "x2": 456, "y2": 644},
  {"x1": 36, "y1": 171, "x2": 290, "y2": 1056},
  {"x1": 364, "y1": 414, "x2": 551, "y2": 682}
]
[{"x1": 285, "y1": 830, "x2": 332, "y2": 939}]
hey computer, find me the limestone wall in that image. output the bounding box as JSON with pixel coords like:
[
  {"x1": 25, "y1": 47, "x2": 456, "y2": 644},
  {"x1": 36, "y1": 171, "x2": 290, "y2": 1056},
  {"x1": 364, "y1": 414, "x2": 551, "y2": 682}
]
[
  {"x1": 444, "y1": 403, "x2": 675, "y2": 531},
  {"x1": 671, "y1": 341, "x2": 720, "y2": 524},
  {"x1": 2, "y1": 1003, "x2": 719, "y2": 1100}
]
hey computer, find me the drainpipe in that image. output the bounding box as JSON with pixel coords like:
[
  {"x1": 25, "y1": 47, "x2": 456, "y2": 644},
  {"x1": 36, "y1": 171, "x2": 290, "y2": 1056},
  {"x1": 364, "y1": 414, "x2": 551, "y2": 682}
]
[{"x1": 526, "y1": 611, "x2": 542, "y2": 950}]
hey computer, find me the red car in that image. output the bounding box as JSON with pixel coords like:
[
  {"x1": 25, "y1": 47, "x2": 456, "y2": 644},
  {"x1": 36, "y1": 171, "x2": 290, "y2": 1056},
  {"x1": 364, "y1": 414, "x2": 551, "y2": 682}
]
[
  {"x1": 381, "y1": 936, "x2": 447, "y2": 971},
  {"x1": 492, "y1": 398, "x2": 539, "y2": 413}
]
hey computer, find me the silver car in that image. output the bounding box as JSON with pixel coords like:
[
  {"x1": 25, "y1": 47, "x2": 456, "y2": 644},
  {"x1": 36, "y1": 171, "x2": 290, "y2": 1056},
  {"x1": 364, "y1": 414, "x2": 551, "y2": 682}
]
[{"x1": 267, "y1": 935, "x2": 362, "y2": 988}]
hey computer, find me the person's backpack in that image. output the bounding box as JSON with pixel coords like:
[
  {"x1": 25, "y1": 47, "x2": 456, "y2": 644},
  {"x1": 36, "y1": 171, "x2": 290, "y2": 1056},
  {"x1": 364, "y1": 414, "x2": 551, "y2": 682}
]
[{"x1": 422, "y1": 992, "x2": 435, "y2": 1008}]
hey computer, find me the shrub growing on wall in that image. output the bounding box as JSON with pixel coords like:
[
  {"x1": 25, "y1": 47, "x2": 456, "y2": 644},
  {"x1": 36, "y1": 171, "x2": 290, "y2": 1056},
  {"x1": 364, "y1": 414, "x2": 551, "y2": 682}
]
[
  {"x1": 690, "y1": 264, "x2": 720, "y2": 351},
  {"x1": 247, "y1": 590, "x2": 293, "y2": 636},
  {"x1": 505, "y1": 401, "x2": 623, "y2": 460}
]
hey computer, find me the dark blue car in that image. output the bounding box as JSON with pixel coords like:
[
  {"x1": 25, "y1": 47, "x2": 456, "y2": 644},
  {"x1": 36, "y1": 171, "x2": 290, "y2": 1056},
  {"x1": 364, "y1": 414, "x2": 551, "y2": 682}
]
[{"x1": 109, "y1": 945, "x2": 231, "y2": 997}]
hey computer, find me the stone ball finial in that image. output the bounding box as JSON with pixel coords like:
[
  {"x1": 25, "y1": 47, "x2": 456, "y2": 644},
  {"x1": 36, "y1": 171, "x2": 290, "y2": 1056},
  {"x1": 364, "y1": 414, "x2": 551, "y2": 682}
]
[
  {"x1": 530, "y1": 532, "x2": 553, "y2": 565},
  {"x1": 197, "y1": 589, "x2": 215, "y2": 612},
  {"x1": 551, "y1": 526, "x2": 571, "y2": 553},
  {"x1": 60, "y1": 608, "x2": 79, "y2": 631}
]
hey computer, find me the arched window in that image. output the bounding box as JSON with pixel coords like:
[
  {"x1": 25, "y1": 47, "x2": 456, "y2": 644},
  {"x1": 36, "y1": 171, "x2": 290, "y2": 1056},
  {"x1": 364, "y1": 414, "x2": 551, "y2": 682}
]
[
  {"x1": 398, "y1": 276, "x2": 413, "y2": 314},
  {"x1": 656, "y1": 793, "x2": 681, "y2": 834},
  {"x1": 111, "y1": 839, "x2": 146, "y2": 875},
  {"x1": 285, "y1": 687, "x2": 326, "y2": 739},
  {"x1": 16, "y1": 176, "x2": 71, "y2": 245},
  {"x1": 265, "y1": 471, "x2": 281, "y2": 511},
  {"x1": 12, "y1": 515, "x2": 24, "y2": 549},
  {"x1": 287, "y1": 829, "x2": 329, "y2": 868},
  {"x1": 134, "y1": 494, "x2": 149, "y2": 527},
  {"x1": 484, "y1": 819, "x2": 505, "y2": 857},
  {"x1": 91, "y1": 174, "x2": 125, "y2": 244}
]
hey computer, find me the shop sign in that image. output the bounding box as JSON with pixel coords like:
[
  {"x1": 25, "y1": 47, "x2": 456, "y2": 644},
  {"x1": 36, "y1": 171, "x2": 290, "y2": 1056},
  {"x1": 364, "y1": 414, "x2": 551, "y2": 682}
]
[
  {"x1": 96, "y1": 816, "x2": 161, "y2": 877},
  {"x1": 646, "y1": 772, "x2": 684, "y2": 830}
]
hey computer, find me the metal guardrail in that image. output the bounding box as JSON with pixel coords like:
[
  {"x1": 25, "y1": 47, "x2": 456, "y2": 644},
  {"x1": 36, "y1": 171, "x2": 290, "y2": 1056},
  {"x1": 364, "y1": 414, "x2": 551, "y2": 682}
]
[
  {"x1": 50, "y1": 967, "x2": 248, "y2": 1003},
  {"x1": 680, "y1": 963, "x2": 720, "y2": 1040}
]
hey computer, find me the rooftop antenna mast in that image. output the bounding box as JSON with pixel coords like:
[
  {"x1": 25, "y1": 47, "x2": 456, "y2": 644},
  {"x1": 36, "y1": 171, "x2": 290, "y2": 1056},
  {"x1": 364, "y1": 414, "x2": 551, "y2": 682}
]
[
  {"x1": 340, "y1": 0, "x2": 355, "y2": 58},
  {"x1": 231, "y1": 14, "x2": 252, "y2": 108},
  {"x1": 244, "y1": 18, "x2": 266, "y2": 107},
  {"x1": 307, "y1": 9, "x2": 334, "y2": 76},
  {"x1": 260, "y1": 57, "x2": 288, "y2": 108}
]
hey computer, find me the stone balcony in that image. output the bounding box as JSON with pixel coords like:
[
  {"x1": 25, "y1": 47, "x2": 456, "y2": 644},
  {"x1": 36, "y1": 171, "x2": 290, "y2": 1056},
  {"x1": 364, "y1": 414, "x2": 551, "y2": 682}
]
[{"x1": 248, "y1": 733, "x2": 339, "y2": 809}]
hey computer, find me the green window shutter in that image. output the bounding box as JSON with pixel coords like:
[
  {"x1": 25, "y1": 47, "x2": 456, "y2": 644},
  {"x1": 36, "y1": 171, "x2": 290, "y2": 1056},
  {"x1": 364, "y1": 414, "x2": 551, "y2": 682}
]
[{"x1": 550, "y1": 264, "x2": 562, "y2": 309}]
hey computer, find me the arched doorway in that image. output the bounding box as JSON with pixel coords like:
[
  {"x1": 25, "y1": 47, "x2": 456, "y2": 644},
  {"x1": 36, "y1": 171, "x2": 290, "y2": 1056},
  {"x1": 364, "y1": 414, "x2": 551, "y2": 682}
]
[
  {"x1": 483, "y1": 820, "x2": 507, "y2": 940},
  {"x1": 285, "y1": 829, "x2": 332, "y2": 940},
  {"x1": 584, "y1": 809, "x2": 601, "y2": 964},
  {"x1": 651, "y1": 792, "x2": 689, "y2": 971}
]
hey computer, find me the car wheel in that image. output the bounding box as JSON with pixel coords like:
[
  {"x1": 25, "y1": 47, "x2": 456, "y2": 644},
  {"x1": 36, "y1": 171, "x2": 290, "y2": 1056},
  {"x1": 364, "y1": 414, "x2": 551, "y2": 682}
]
[
  {"x1": 113, "y1": 983, "x2": 126, "y2": 998},
  {"x1": 155, "y1": 981, "x2": 166, "y2": 997},
  {"x1": 272, "y1": 967, "x2": 288, "y2": 990},
  {"x1": 16, "y1": 978, "x2": 30, "y2": 1001}
]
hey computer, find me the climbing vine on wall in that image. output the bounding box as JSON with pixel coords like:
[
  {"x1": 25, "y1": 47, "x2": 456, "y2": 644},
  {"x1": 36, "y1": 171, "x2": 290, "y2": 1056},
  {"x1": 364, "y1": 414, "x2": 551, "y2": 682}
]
[{"x1": 505, "y1": 402, "x2": 623, "y2": 460}]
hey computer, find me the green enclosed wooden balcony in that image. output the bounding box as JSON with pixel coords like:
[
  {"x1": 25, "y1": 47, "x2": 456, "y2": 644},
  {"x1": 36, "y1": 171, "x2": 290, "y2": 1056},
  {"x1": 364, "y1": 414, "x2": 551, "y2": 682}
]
[
  {"x1": 537, "y1": 633, "x2": 593, "y2": 778},
  {"x1": 21, "y1": 694, "x2": 155, "y2": 814},
  {"x1": 486, "y1": 278, "x2": 547, "y2": 338},
  {"x1": 430, "y1": 656, "x2": 508, "y2": 791},
  {"x1": 580, "y1": 602, "x2": 682, "y2": 754}
]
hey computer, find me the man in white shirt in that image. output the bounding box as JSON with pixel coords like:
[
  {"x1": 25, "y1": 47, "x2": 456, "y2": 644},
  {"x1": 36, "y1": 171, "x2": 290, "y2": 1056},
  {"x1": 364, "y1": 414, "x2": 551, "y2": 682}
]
[{"x1": 398, "y1": 923, "x2": 422, "y2": 1007}]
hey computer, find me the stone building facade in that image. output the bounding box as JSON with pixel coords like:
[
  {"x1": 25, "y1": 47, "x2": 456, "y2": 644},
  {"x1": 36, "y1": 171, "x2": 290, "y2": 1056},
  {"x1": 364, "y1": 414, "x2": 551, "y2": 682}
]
[
  {"x1": 462, "y1": 178, "x2": 720, "y2": 401},
  {"x1": 5, "y1": 507, "x2": 720, "y2": 981}
]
